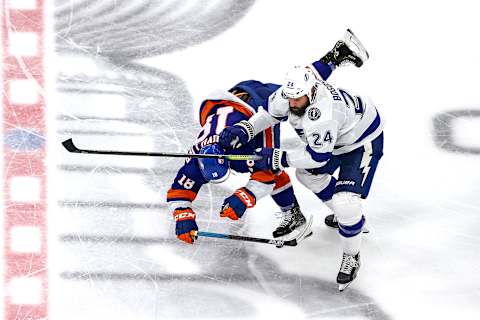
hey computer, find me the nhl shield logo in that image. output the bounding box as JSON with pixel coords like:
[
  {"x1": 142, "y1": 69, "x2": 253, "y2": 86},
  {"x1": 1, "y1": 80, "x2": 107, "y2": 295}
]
[{"x1": 307, "y1": 107, "x2": 321, "y2": 121}]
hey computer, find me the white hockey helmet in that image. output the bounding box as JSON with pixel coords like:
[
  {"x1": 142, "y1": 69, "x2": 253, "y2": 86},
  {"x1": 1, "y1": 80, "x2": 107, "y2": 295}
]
[{"x1": 282, "y1": 66, "x2": 317, "y2": 102}]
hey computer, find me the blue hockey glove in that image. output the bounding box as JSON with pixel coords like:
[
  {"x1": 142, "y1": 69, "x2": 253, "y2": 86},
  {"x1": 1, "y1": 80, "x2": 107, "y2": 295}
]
[
  {"x1": 253, "y1": 148, "x2": 289, "y2": 171},
  {"x1": 220, "y1": 187, "x2": 256, "y2": 220},
  {"x1": 173, "y1": 208, "x2": 198, "y2": 244},
  {"x1": 219, "y1": 121, "x2": 254, "y2": 149}
]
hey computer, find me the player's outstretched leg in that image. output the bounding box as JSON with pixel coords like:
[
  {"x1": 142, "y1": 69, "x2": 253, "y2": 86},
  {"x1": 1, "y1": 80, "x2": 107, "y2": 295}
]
[
  {"x1": 320, "y1": 29, "x2": 369, "y2": 68},
  {"x1": 337, "y1": 252, "x2": 361, "y2": 292},
  {"x1": 273, "y1": 202, "x2": 306, "y2": 238}
]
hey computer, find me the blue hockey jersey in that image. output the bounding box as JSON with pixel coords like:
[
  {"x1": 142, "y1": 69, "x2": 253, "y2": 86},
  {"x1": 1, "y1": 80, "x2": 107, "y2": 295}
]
[{"x1": 167, "y1": 81, "x2": 281, "y2": 209}]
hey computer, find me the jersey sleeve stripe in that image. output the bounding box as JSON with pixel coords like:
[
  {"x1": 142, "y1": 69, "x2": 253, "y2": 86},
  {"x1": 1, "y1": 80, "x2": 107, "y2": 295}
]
[
  {"x1": 250, "y1": 170, "x2": 275, "y2": 184},
  {"x1": 167, "y1": 189, "x2": 198, "y2": 202},
  {"x1": 306, "y1": 145, "x2": 332, "y2": 163},
  {"x1": 353, "y1": 112, "x2": 381, "y2": 144},
  {"x1": 264, "y1": 127, "x2": 273, "y2": 148}
]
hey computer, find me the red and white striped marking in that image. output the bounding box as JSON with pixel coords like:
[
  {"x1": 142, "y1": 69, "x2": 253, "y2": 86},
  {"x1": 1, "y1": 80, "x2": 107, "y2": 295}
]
[{"x1": 2, "y1": 0, "x2": 48, "y2": 319}]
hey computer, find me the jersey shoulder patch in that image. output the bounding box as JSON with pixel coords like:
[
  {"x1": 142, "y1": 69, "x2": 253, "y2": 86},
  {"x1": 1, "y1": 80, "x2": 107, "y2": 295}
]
[{"x1": 307, "y1": 106, "x2": 321, "y2": 121}]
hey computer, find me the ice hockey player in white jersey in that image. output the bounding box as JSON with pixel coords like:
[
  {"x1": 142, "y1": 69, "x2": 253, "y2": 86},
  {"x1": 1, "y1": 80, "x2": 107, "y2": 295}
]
[
  {"x1": 168, "y1": 30, "x2": 369, "y2": 247},
  {"x1": 219, "y1": 30, "x2": 383, "y2": 291}
]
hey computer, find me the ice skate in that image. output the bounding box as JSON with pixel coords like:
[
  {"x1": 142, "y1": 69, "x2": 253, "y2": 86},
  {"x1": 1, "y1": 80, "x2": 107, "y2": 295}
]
[
  {"x1": 273, "y1": 204, "x2": 306, "y2": 238},
  {"x1": 321, "y1": 29, "x2": 369, "y2": 67},
  {"x1": 325, "y1": 214, "x2": 369, "y2": 233},
  {"x1": 337, "y1": 252, "x2": 361, "y2": 292}
]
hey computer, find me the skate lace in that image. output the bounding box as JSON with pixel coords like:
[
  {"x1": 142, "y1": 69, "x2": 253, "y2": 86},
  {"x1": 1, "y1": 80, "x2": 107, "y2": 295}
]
[
  {"x1": 334, "y1": 42, "x2": 359, "y2": 67},
  {"x1": 278, "y1": 210, "x2": 295, "y2": 228},
  {"x1": 340, "y1": 254, "x2": 359, "y2": 274}
]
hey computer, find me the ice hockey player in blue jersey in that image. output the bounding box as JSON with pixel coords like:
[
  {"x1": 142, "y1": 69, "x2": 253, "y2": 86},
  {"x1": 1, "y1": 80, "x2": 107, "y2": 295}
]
[
  {"x1": 167, "y1": 30, "x2": 367, "y2": 247},
  {"x1": 219, "y1": 30, "x2": 381, "y2": 291},
  {"x1": 166, "y1": 81, "x2": 306, "y2": 244}
]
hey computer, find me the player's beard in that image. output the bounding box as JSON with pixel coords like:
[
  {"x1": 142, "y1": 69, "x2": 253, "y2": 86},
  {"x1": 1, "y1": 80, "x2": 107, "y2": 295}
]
[{"x1": 289, "y1": 104, "x2": 308, "y2": 116}]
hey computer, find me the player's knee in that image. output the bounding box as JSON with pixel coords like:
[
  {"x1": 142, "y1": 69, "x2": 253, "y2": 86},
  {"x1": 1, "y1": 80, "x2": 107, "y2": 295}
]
[
  {"x1": 315, "y1": 177, "x2": 335, "y2": 201},
  {"x1": 331, "y1": 192, "x2": 363, "y2": 226}
]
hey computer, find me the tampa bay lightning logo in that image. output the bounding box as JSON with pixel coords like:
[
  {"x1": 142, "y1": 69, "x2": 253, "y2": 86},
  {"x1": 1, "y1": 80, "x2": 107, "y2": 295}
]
[{"x1": 307, "y1": 107, "x2": 321, "y2": 121}]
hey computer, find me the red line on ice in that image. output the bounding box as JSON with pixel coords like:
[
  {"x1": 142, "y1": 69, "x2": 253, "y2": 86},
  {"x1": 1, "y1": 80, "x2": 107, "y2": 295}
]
[{"x1": 2, "y1": 1, "x2": 48, "y2": 319}]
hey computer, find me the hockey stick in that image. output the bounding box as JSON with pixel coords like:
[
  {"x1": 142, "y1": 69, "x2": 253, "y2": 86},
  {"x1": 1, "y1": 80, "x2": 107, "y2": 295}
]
[
  {"x1": 193, "y1": 216, "x2": 313, "y2": 248},
  {"x1": 194, "y1": 231, "x2": 297, "y2": 247},
  {"x1": 61, "y1": 138, "x2": 261, "y2": 161}
]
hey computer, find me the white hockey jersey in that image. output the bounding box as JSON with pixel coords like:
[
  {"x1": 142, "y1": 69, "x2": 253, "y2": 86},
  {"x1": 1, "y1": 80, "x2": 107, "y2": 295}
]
[{"x1": 249, "y1": 77, "x2": 383, "y2": 169}]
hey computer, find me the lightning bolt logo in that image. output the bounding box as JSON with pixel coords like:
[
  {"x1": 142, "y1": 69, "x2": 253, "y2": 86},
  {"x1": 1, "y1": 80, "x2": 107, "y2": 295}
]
[{"x1": 360, "y1": 142, "x2": 373, "y2": 187}]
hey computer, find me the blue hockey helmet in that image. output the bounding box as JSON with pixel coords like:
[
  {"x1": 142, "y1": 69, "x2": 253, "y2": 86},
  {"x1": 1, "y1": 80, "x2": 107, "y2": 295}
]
[{"x1": 198, "y1": 144, "x2": 230, "y2": 183}]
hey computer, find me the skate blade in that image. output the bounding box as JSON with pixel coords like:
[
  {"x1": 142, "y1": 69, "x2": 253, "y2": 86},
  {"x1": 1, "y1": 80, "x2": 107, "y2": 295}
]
[
  {"x1": 278, "y1": 216, "x2": 313, "y2": 243},
  {"x1": 338, "y1": 282, "x2": 352, "y2": 292},
  {"x1": 292, "y1": 216, "x2": 314, "y2": 244},
  {"x1": 275, "y1": 217, "x2": 309, "y2": 239},
  {"x1": 344, "y1": 29, "x2": 369, "y2": 61}
]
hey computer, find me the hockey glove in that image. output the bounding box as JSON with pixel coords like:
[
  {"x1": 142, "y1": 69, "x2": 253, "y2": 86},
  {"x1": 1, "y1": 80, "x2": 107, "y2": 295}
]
[
  {"x1": 220, "y1": 187, "x2": 256, "y2": 220},
  {"x1": 173, "y1": 208, "x2": 198, "y2": 244},
  {"x1": 219, "y1": 120, "x2": 254, "y2": 149},
  {"x1": 253, "y1": 148, "x2": 289, "y2": 171}
]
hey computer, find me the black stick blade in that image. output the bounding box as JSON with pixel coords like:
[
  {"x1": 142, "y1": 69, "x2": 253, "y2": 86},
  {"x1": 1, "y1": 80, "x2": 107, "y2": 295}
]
[{"x1": 62, "y1": 139, "x2": 80, "y2": 152}]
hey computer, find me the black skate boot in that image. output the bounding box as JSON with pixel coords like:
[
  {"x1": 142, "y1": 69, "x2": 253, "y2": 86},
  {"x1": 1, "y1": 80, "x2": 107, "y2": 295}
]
[
  {"x1": 273, "y1": 204, "x2": 306, "y2": 238},
  {"x1": 337, "y1": 252, "x2": 361, "y2": 292},
  {"x1": 324, "y1": 214, "x2": 338, "y2": 228},
  {"x1": 320, "y1": 29, "x2": 369, "y2": 67},
  {"x1": 325, "y1": 214, "x2": 370, "y2": 233}
]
